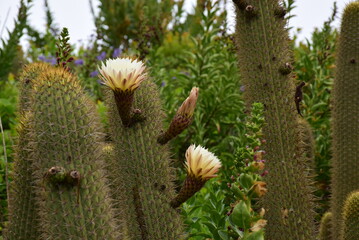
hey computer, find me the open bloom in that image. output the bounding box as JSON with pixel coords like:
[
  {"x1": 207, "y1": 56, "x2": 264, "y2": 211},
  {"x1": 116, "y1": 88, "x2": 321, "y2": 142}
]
[
  {"x1": 185, "y1": 144, "x2": 221, "y2": 180},
  {"x1": 98, "y1": 57, "x2": 146, "y2": 92},
  {"x1": 177, "y1": 87, "x2": 199, "y2": 117}
]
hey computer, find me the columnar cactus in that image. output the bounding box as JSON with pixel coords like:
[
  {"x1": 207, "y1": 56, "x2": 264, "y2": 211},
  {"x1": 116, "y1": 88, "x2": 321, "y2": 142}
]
[
  {"x1": 29, "y1": 67, "x2": 120, "y2": 239},
  {"x1": 330, "y1": 2, "x2": 359, "y2": 239},
  {"x1": 232, "y1": 0, "x2": 315, "y2": 239},
  {"x1": 4, "y1": 63, "x2": 50, "y2": 240},
  {"x1": 341, "y1": 191, "x2": 359, "y2": 240},
  {"x1": 4, "y1": 114, "x2": 39, "y2": 240},
  {"x1": 102, "y1": 57, "x2": 185, "y2": 239},
  {"x1": 318, "y1": 212, "x2": 332, "y2": 240}
]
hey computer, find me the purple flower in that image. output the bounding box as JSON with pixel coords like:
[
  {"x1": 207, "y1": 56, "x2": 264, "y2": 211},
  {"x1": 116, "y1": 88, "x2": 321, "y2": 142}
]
[
  {"x1": 171, "y1": 76, "x2": 177, "y2": 80},
  {"x1": 74, "y1": 59, "x2": 84, "y2": 65},
  {"x1": 47, "y1": 57, "x2": 57, "y2": 65},
  {"x1": 261, "y1": 170, "x2": 269, "y2": 177},
  {"x1": 38, "y1": 55, "x2": 46, "y2": 61},
  {"x1": 112, "y1": 48, "x2": 121, "y2": 58},
  {"x1": 97, "y1": 51, "x2": 106, "y2": 61},
  {"x1": 90, "y1": 70, "x2": 99, "y2": 78},
  {"x1": 240, "y1": 85, "x2": 246, "y2": 92},
  {"x1": 161, "y1": 81, "x2": 166, "y2": 87}
]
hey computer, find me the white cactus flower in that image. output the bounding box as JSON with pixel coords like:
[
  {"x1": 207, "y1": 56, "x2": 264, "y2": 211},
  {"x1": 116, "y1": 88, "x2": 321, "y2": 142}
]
[
  {"x1": 98, "y1": 57, "x2": 147, "y2": 91},
  {"x1": 185, "y1": 144, "x2": 221, "y2": 180}
]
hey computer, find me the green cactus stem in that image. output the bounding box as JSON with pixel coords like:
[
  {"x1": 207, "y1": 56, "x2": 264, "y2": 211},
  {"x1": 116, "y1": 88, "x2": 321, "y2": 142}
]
[
  {"x1": 30, "y1": 67, "x2": 120, "y2": 239},
  {"x1": 318, "y1": 212, "x2": 332, "y2": 240},
  {"x1": 232, "y1": 0, "x2": 315, "y2": 239},
  {"x1": 330, "y1": 3, "x2": 359, "y2": 239},
  {"x1": 4, "y1": 114, "x2": 39, "y2": 240},
  {"x1": 341, "y1": 191, "x2": 359, "y2": 240},
  {"x1": 106, "y1": 79, "x2": 184, "y2": 239}
]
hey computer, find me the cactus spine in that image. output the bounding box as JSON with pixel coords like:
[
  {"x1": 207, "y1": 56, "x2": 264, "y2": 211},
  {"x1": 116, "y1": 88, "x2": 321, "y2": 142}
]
[
  {"x1": 330, "y1": 3, "x2": 359, "y2": 239},
  {"x1": 318, "y1": 212, "x2": 332, "y2": 240},
  {"x1": 29, "y1": 68, "x2": 120, "y2": 239},
  {"x1": 341, "y1": 191, "x2": 359, "y2": 240},
  {"x1": 232, "y1": 0, "x2": 315, "y2": 239},
  {"x1": 106, "y1": 80, "x2": 184, "y2": 239}
]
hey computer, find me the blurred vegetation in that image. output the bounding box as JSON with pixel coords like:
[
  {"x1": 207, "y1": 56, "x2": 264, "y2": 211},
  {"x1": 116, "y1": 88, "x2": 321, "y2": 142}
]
[{"x1": 0, "y1": 0, "x2": 340, "y2": 238}]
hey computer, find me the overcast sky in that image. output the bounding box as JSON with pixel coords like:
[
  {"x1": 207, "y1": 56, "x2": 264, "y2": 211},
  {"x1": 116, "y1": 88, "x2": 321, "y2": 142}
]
[{"x1": 0, "y1": 0, "x2": 348, "y2": 47}]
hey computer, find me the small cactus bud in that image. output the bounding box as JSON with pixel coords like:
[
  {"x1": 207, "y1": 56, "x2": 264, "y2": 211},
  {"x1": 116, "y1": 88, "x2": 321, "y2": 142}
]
[
  {"x1": 45, "y1": 166, "x2": 67, "y2": 185},
  {"x1": 274, "y1": 6, "x2": 287, "y2": 19},
  {"x1": 244, "y1": 5, "x2": 258, "y2": 19},
  {"x1": 232, "y1": 0, "x2": 248, "y2": 10},
  {"x1": 157, "y1": 87, "x2": 199, "y2": 144},
  {"x1": 279, "y1": 62, "x2": 293, "y2": 75}
]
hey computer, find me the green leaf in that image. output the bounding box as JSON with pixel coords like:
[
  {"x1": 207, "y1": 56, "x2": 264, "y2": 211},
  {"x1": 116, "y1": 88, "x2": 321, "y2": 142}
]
[
  {"x1": 218, "y1": 230, "x2": 229, "y2": 240},
  {"x1": 229, "y1": 201, "x2": 252, "y2": 229},
  {"x1": 231, "y1": 184, "x2": 246, "y2": 200},
  {"x1": 240, "y1": 173, "x2": 254, "y2": 189}
]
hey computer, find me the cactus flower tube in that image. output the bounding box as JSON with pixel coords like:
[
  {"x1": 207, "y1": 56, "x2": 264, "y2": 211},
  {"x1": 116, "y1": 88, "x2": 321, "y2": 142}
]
[
  {"x1": 99, "y1": 57, "x2": 147, "y2": 127},
  {"x1": 158, "y1": 87, "x2": 199, "y2": 144},
  {"x1": 170, "y1": 144, "x2": 221, "y2": 208}
]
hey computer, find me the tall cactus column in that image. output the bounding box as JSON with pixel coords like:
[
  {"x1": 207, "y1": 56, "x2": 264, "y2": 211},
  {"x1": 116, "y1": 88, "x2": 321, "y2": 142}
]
[
  {"x1": 232, "y1": 1, "x2": 315, "y2": 239},
  {"x1": 101, "y1": 57, "x2": 184, "y2": 239},
  {"x1": 30, "y1": 67, "x2": 120, "y2": 239},
  {"x1": 4, "y1": 63, "x2": 50, "y2": 240},
  {"x1": 330, "y1": 2, "x2": 359, "y2": 239}
]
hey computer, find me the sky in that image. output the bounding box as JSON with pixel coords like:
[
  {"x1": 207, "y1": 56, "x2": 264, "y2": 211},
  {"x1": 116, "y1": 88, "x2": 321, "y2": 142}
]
[{"x1": 0, "y1": 0, "x2": 349, "y2": 47}]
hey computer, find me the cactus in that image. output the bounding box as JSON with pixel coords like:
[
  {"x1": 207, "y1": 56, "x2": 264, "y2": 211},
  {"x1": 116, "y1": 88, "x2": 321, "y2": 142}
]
[
  {"x1": 232, "y1": 0, "x2": 315, "y2": 239},
  {"x1": 4, "y1": 63, "x2": 51, "y2": 240},
  {"x1": 102, "y1": 57, "x2": 185, "y2": 239},
  {"x1": 318, "y1": 212, "x2": 332, "y2": 240},
  {"x1": 28, "y1": 67, "x2": 120, "y2": 239},
  {"x1": 330, "y1": 2, "x2": 359, "y2": 239},
  {"x1": 341, "y1": 191, "x2": 359, "y2": 240},
  {"x1": 106, "y1": 80, "x2": 184, "y2": 239},
  {"x1": 4, "y1": 114, "x2": 39, "y2": 240}
]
